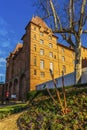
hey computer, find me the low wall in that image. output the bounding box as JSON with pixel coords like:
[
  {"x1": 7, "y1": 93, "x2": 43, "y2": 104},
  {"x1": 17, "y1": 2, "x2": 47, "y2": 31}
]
[
  {"x1": 36, "y1": 67, "x2": 87, "y2": 90},
  {"x1": 81, "y1": 67, "x2": 87, "y2": 83}
]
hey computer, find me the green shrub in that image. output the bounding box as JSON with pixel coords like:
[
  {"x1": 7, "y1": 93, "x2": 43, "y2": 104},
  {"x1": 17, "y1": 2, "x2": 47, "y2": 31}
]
[
  {"x1": 26, "y1": 83, "x2": 87, "y2": 102},
  {"x1": 20, "y1": 87, "x2": 87, "y2": 130}
]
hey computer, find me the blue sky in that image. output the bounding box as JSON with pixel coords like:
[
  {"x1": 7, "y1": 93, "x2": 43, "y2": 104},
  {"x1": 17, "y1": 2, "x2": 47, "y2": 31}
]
[
  {"x1": 0, "y1": 0, "x2": 87, "y2": 82},
  {"x1": 0, "y1": 0, "x2": 35, "y2": 82}
]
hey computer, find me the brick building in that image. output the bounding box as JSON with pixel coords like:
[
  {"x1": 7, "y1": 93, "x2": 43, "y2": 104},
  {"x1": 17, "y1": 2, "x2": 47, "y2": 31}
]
[
  {"x1": 0, "y1": 83, "x2": 4, "y2": 102},
  {"x1": 5, "y1": 16, "x2": 87, "y2": 100}
]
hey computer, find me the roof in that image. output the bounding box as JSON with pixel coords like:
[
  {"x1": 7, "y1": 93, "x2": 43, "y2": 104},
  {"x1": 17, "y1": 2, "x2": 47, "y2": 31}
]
[
  {"x1": 57, "y1": 42, "x2": 74, "y2": 51},
  {"x1": 82, "y1": 45, "x2": 87, "y2": 49},
  {"x1": 7, "y1": 43, "x2": 23, "y2": 59},
  {"x1": 25, "y1": 16, "x2": 51, "y2": 31},
  {"x1": 31, "y1": 16, "x2": 49, "y2": 29},
  {"x1": 58, "y1": 43, "x2": 87, "y2": 52},
  {"x1": 23, "y1": 16, "x2": 57, "y2": 40},
  {"x1": 13, "y1": 43, "x2": 23, "y2": 54}
]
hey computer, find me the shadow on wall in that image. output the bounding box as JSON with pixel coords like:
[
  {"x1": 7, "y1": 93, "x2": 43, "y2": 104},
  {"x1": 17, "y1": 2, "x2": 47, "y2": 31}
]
[{"x1": 82, "y1": 58, "x2": 87, "y2": 68}]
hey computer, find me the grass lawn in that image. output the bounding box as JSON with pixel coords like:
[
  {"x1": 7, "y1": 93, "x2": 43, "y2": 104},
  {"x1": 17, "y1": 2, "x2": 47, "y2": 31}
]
[{"x1": 0, "y1": 103, "x2": 28, "y2": 119}]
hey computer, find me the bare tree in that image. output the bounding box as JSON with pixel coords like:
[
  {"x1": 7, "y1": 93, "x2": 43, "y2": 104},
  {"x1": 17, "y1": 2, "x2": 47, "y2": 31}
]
[{"x1": 34, "y1": 0, "x2": 87, "y2": 84}]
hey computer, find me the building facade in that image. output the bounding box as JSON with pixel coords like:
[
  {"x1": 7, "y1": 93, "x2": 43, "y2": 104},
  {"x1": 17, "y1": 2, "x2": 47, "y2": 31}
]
[
  {"x1": 5, "y1": 16, "x2": 87, "y2": 100},
  {"x1": 0, "y1": 83, "x2": 4, "y2": 103}
]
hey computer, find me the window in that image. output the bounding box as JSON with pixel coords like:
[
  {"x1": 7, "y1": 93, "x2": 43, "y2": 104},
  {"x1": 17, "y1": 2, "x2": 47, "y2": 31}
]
[
  {"x1": 40, "y1": 60, "x2": 44, "y2": 69},
  {"x1": 49, "y1": 52, "x2": 53, "y2": 58},
  {"x1": 34, "y1": 45, "x2": 36, "y2": 51},
  {"x1": 50, "y1": 62, "x2": 53, "y2": 71},
  {"x1": 49, "y1": 43, "x2": 53, "y2": 48},
  {"x1": 62, "y1": 56, "x2": 65, "y2": 61},
  {"x1": 40, "y1": 72, "x2": 45, "y2": 78},
  {"x1": 34, "y1": 34, "x2": 36, "y2": 39},
  {"x1": 34, "y1": 57, "x2": 36, "y2": 66},
  {"x1": 40, "y1": 49, "x2": 44, "y2": 55},
  {"x1": 34, "y1": 70, "x2": 37, "y2": 75},
  {"x1": 73, "y1": 60, "x2": 75, "y2": 65},
  {"x1": 62, "y1": 65, "x2": 66, "y2": 73},
  {"x1": 40, "y1": 32, "x2": 44, "y2": 36},
  {"x1": 34, "y1": 26, "x2": 36, "y2": 31},
  {"x1": 54, "y1": 55, "x2": 56, "y2": 59},
  {"x1": 62, "y1": 48, "x2": 64, "y2": 52},
  {"x1": 40, "y1": 39, "x2": 44, "y2": 44},
  {"x1": 49, "y1": 36, "x2": 52, "y2": 40}
]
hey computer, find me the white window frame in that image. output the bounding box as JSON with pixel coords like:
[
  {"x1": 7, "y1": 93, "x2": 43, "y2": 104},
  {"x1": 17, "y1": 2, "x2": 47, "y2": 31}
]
[
  {"x1": 62, "y1": 48, "x2": 64, "y2": 52},
  {"x1": 40, "y1": 32, "x2": 44, "y2": 36},
  {"x1": 62, "y1": 65, "x2": 66, "y2": 73},
  {"x1": 49, "y1": 52, "x2": 53, "y2": 58},
  {"x1": 34, "y1": 57, "x2": 36, "y2": 66},
  {"x1": 49, "y1": 36, "x2": 52, "y2": 40},
  {"x1": 40, "y1": 72, "x2": 45, "y2": 78},
  {"x1": 40, "y1": 60, "x2": 44, "y2": 69},
  {"x1": 40, "y1": 39, "x2": 44, "y2": 44},
  {"x1": 40, "y1": 49, "x2": 44, "y2": 55},
  {"x1": 34, "y1": 45, "x2": 36, "y2": 51},
  {"x1": 50, "y1": 62, "x2": 53, "y2": 71},
  {"x1": 49, "y1": 43, "x2": 53, "y2": 48},
  {"x1": 62, "y1": 56, "x2": 65, "y2": 61},
  {"x1": 34, "y1": 34, "x2": 36, "y2": 39}
]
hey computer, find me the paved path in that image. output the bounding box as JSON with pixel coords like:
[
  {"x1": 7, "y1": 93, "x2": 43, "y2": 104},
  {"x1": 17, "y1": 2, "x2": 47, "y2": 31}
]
[{"x1": 0, "y1": 112, "x2": 23, "y2": 130}]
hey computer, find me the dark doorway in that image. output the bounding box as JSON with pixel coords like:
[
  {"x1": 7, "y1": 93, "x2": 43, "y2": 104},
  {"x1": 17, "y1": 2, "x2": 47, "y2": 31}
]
[{"x1": 19, "y1": 74, "x2": 26, "y2": 100}]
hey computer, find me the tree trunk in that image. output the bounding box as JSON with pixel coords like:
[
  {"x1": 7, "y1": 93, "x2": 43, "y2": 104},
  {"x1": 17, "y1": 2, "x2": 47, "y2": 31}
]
[{"x1": 75, "y1": 39, "x2": 82, "y2": 84}]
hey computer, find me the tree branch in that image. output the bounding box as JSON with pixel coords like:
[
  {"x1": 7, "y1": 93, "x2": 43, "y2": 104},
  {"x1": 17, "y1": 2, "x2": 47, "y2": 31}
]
[
  {"x1": 82, "y1": 16, "x2": 87, "y2": 26},
  {"x1": 56, "y1": 13, "x2": 63, "y2": 30},
  {"x1": 49, "y1": 0, "x2": 58, "y2": 29},
  {"x1": 82, "y1": 30, "x2": 87, "y2": 33},
  {"x1": 79, "y1": 0, "x2": 86, "y2": 34},
  {"x1": 69, "y1": 0, "x2": 74, "y2": 29},
  {"x1": 53, "y1": 28, "x2": 75, "y2": 34},
  {"x1": 40, "y1": 1, "x2": 51, "y2": 18},
  {"x1": 61, "y1": 34, "x2": 75, "y2": 49}
]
